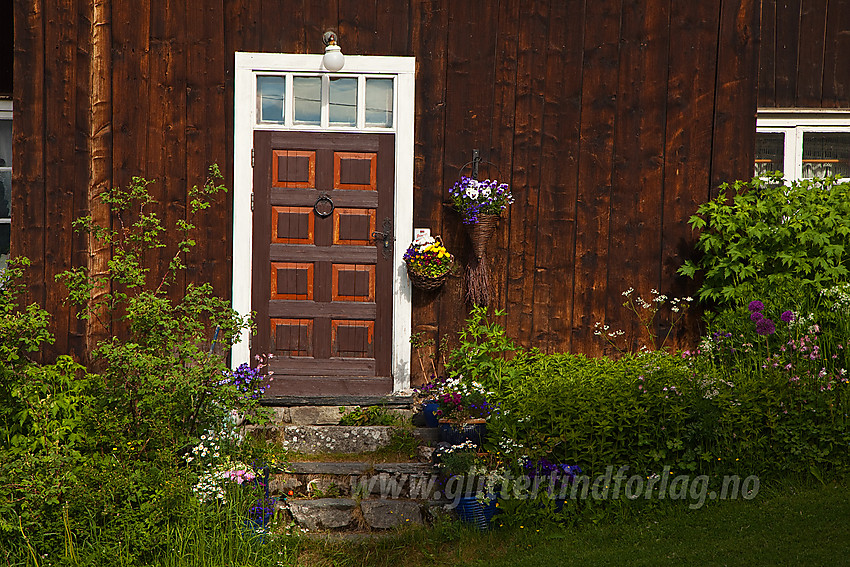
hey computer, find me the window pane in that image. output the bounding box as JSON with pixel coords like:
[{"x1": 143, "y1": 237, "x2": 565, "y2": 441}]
[
  {"x1": 0, "y1": 170, "x2": 9, "y2": 218},
  {"x1": 293, "y1": 77, "x2": 321, "y2": 125},
  {"x1": 802, "y1": 132, "x2": 850, "y2": 179},
  {"x1": 0, "y1": 222, "x2": 8, "y2": 272},
  {"x1": 365, "y1": 78, "x2": 393, "y2": 127},
  {"x1": 257, "y1": 76, "x2": 285, "y2": 123},
  {"x1": 755, "y1": 132, "x2": 784, "y2": 177},
  {"x1": 329, "y1": 77, "x2": 357, "y2": 126},
  {"x1": 0, "y1": 119, "x2": 10, "y2": 168}
]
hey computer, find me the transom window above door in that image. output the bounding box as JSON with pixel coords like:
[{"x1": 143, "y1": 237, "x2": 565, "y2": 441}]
[
  {"x1": 755, "y1": 110, "x2": 850, "y2": 183},
  {"x1": 256, "y1": 73, "x2": 394, "y2": 129}
]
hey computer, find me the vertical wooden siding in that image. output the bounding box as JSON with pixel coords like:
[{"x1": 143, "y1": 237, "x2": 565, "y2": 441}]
[
  {"x1": 13, "y1": 0, "x2": 760, "y2": 371},
  {"x1": 758, "y1": 0, "x2": 850, "y2": 108}
]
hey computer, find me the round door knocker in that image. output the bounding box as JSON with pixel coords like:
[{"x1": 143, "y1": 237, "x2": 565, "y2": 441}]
[{"x1": 313, "y1": 194, "x2": 334, "y2": 218}]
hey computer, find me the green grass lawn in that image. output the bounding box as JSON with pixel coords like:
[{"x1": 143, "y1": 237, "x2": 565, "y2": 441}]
[{"x1": 299, "y1": 480, "x2": 850, "y2": 567}]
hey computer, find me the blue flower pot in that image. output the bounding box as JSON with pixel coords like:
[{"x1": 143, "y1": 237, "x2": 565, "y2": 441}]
[
  {"x1": 455, "y1": 495, "x2": 498, "y2": 530},
  {"x1": 423, "y1": 401, "x2": 441, "y2": 427},
  {"x1": 438, "y1": 420, "x2": 487, "y2": 446}
]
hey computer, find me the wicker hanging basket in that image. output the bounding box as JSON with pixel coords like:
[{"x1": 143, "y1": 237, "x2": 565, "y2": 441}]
[
  {"x1": 407, "y1": 265, "x2": 452, "y2": 291},
  {"x1": 405, "y1": 235, "x2": 453, "y2": 291},
  {"x1": 467, "y1": 214, "x2": 501, "y2": 259}
]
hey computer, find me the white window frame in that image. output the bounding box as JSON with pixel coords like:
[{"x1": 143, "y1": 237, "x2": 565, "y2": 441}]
[
  {"x1": 0, "y1": 100, "x2": 12, "y2": 274},
  {"x1": 232, "y1": 52, "x2": 415, "y2": 392},
  {"x1": 757, "y1": 109, "x2": 850, "y2": 183}
]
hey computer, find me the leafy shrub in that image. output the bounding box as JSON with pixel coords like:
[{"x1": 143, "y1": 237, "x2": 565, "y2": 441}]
[
  {"x1": 449, "y1": 308, "x2": 850, "y2": 498},
  {"x1": 679, "y1": 174, "x2": 850, "y2": 306},
  {"x1": 56, "y1": 165, "x2": 255, "y2": 453},
  {"x1": 0, "y1": 167, "x2": 268, "y2": 563}
]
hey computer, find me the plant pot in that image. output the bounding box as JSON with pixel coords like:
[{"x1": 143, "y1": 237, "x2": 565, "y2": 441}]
[
  {"x1": 423, "y1": 401, "x2": 441, "y2": 427},
  {"x1": 455, "y1": 495, "x2": 499, "y2": 530},
  {"x1": 467, "y1": 214, "x2": 501, "y2": 260},
  {"x1": 438, "y1": 419, "x2": 487, "y2": 446},
  {"x1": 407, "y1": 265, "x2": 451, "y2": 291}
]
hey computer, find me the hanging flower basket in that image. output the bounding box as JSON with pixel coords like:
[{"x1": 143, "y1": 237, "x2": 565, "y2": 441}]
[
  {"x1": 468, "y1": 213, "x2": 501, "y2": 260},
  {"x1": 449, "y1": 175, "x2": 513, "y2": 306},
  {"x1": 404, "y1": 235, "x2": 454, "y2": 291}
]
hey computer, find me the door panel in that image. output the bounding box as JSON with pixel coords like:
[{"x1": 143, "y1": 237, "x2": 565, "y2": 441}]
[{"x1": 252, "y1": 131, "x2": 395, "y2": 396}]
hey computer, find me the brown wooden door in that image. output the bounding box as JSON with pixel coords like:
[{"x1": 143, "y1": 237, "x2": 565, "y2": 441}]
[{"x1": 252, "y1": 131, "x2": 395, "y2": 396}]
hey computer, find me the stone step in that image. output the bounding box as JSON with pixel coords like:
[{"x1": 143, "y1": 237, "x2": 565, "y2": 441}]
[
  {"x1": 270, "y1": 461, "x2": 440, "y2": 500},
  {"x1": 269, "y1": 405, "x2": 416, "y2": 426},
  {"x1": 279, "y1": 497, "x2": 452, "y2": 532},
  {"x1": 245, "y1": 424, "x2": 439, "y2": 454}
]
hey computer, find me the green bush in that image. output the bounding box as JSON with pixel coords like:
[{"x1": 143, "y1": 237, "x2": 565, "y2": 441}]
[
  {"x1": 0, "y1": 167, "x2": 268, "y2": 563},
  {"x1": 451, "y1": 307, "x2": 850, "y2": 489},
  {"x1": 678, "y1": 174, "x2": 850, "y2": 306}
]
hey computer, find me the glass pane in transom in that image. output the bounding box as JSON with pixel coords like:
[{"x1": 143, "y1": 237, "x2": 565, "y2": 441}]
[
  {"x1": 257, "y1": 75, "x2": 286, "y2": 123},
  {"x1": 754, "y1": 132, "x2": 784, "y2": 177},
  {"x1": 802, "y1": 132, "x2": 850, "y2": 179},
  {"x1": 329, "y1": 77, "x2": 357, "y2": 126},
  {"x1": 293, "y1": 77, "x2": 321, "y2": 125},
  {"x1": 365, "y1": 78, "x2": 393, "y2": 127}
]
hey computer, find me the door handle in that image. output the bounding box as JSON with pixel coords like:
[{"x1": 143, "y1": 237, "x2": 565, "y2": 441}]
[{"x1": 371, "y1": 218, "x2": 393, "y2": 259}]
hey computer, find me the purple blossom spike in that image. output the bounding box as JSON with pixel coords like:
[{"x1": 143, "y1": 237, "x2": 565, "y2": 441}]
[{"x1": 756, "y1": 318, "x2": 776, "y2": 336}]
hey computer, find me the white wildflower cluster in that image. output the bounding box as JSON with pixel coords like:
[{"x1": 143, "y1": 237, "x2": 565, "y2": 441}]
[
  {"x1": 822, "y1": 283, "x2": 850, "y2": 314},
  {"x1": 192, "y1": 460, "x2": 257, "y2": 503},
  {"x1": 593, "y1": 321, "x2": 625, "y2": 338},
  {"x1": 437, "y1": 439, "x2": 478, "y2": 463},
  {"x1": 469, "y1": 464, "x2": 509, "y2": 503},
  {"x1": 788, "y1": 311, "x2": 819, "y2": 334},
  {"x1": 184, "y1": 432, "x2": 222, "y2": 466}
]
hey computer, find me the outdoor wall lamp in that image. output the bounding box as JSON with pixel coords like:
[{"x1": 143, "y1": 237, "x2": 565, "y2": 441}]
[{"x1": 322, "y1": 31, "x2": 345, "y2": 72}]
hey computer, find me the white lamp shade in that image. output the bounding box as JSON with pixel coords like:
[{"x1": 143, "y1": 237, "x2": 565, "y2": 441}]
[{"x1": 323, "y1": 45, "x2": 344, "y2": 72}]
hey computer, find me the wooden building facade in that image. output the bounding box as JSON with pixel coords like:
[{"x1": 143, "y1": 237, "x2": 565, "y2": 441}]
[{"x1": 9, "y1": 0, "x2": 850, "y2": 395}]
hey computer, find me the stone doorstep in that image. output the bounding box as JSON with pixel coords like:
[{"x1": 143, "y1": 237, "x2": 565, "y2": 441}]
[{"x1": 281, "y1": 497, "x2": 452, "y2": 532}]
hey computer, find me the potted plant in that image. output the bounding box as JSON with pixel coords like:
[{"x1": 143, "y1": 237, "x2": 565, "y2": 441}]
[
  {"x1": 404, "y1": 234, "x2": 454, "y2": 290},
  {"x1": 434, "y1": 443, "x2": 502, "y2": 530},
  {"x1": 423, "y1": 376, "x2": 495, "y2": 445}
]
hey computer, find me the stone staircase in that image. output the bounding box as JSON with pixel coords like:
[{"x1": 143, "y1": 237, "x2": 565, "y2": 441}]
[{"x1": 252, "y1": 396, "x2": 452, "y2": 534}]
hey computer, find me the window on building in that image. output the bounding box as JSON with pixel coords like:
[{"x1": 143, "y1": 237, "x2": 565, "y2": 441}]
[
  {"x1": 0, "y1": 100, "x2": 10, "y2": 273},
  {"x1": 255, "y1": 73, "x2": 395, "y2": 130},
  {"x1": 755, "y1": 111, "x2": 850, "y2": 183}
]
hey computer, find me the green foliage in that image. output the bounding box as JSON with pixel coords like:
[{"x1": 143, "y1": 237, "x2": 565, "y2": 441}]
[
  {"x1": 0, "y1": 166, "x2": 267, "y2": 562},
  {"x1": 446, "y1": 306, "x2": 518, "y2": 385},
  {"x1": 443, "y1": 307, "x2": 850, "y2": 517},
  {"x1": 0, "y1": 257, "x2": 54, "y2": 367},
  {"x1": 338, "y1": 405, "x2": 402, "y2": 426},
  {"x1": 679, "y1": 174, "x2": 850, "y2": 305},
  {"x1": 56, "y1": 165, "x2": 253, "y2": 451}
]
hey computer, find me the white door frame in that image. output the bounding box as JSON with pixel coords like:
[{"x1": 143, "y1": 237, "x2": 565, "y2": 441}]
[{"x1": 232, "y1": 52, "x2": 415, "y2": 392}]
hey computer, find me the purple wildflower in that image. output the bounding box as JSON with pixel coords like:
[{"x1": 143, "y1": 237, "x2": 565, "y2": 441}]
[
  {"x1": 750, "y1": 311, "x2": 764, "y2": 322},
  {"x1": 780, "y1": 310, "x2": 795, "y2": 323},
  {"x1": 748, "y1": 300, "x2": 764, "y2": 312},
  {"x1": 755, "y1": 318, "x2": 776, "y2": 336}
]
